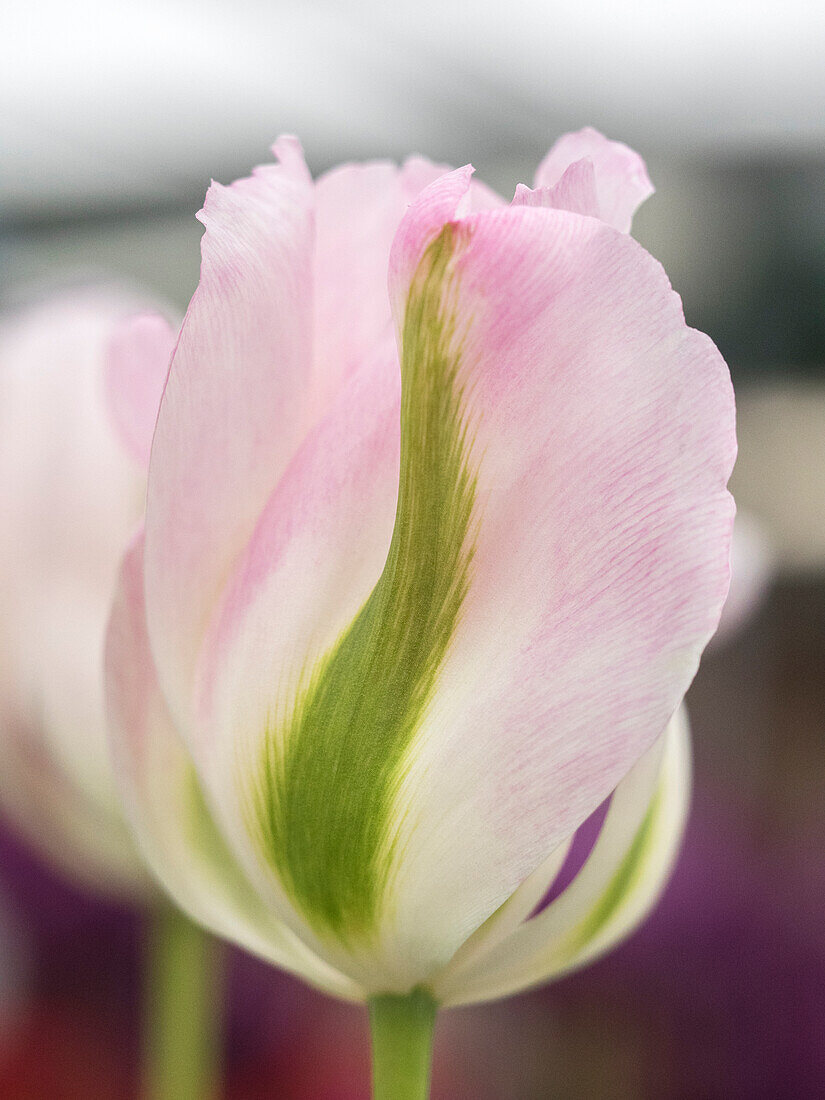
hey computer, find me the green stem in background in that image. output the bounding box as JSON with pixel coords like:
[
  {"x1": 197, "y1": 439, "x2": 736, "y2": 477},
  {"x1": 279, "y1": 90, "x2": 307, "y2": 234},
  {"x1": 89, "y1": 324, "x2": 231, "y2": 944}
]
[
  {"x1": 369, "y1": 989, "x2": 437, "y2": 1100},
  {"x1": 144, "y1": 905, "x2": 222, "y2": 1100}
]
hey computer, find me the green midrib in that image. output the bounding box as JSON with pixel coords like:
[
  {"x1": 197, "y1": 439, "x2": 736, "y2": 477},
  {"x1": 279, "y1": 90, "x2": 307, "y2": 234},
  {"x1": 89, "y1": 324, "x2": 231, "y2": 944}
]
[
  {"x1": 250, "y1": 224, "x2": 477, "y2": 941},
  {"x1": 559, "y1": 784, "x2": 663, "y2": 962}
]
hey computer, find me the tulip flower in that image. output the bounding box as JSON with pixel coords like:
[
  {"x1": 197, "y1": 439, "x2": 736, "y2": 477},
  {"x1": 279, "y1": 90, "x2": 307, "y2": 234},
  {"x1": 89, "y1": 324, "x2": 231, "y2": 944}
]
[
  {"x1": 105, "y1": 129, "x2": 735, "y2": 1098},
  {"x1": 0, "y1": 289, "x2": 223, "y2": 1099},
  {"x1": 0, "y1": 289, "x2": 175, "y2": 895}
]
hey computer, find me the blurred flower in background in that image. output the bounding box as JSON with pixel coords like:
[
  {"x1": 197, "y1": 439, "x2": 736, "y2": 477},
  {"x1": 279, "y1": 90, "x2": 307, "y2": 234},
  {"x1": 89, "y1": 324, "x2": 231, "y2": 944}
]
[
  {"x1": 0, "y1": 290, "x2": 168, "y2": 896},
  {"x1": 0, "y1": 291, "x2": 181, "y2": 1098},
  {"x1": 2, "y1": 1, "x2": 825, "y2": 1097}
]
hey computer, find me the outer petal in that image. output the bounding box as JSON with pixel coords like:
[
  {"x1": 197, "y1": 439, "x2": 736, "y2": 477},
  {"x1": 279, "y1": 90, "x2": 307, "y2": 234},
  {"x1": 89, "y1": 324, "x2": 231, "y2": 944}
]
[
  {"x1": 144, "y1": 138, "x2": 317, "y2": 732},
  {"x1": 388, "y1": 167, "x2": 475, "y2": 313},
  {"x1": 105, "y1": 311, "x2": 176, "y2": 469},
  {"x1": 145, "y1": 145, "x2": 453, "y2": 736},
  {"x1": 375, "y1": 179, "x2": 734, "y2": 987},
  {"x1": 187, "y1": 343, "x2": 403, "y2": 987},
  {"x1": 534, "y1": 127, "x2": 654, "y2": 232},
  {"x1": 105, "y1": 535, "x2": 363, "y2": 1001},
  {"x1": 312, "y1": 154, "x2": 499, "y2": 413},
  {"x1": 435, "y1": 835, "x2": 574, "y2": 983},
  {"x1": 435, "y1": 712, "x2": 695, "y2": 1007},
  {"x1": 433, "y1": 708, "x2": 691, "y2": 1006},
  {"x1": 512, "y1": 158, "x2": 600, "y2": 219},
  {"x1": 311, "y1": 158, "x2": 446, "y2": 411}
]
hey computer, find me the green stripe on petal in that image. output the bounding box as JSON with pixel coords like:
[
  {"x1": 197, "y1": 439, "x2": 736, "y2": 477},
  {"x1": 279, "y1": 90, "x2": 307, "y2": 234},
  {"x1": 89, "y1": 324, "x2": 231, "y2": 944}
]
[
  {"x1": 554, "y1": 785, "x2": 662, "y2": 964},
  {"x1": 545, "y1": 718, "x2": 690, "y2": 981},
  {"x1": 249, "y1": 224, "x2": 478, "y2": 942}
]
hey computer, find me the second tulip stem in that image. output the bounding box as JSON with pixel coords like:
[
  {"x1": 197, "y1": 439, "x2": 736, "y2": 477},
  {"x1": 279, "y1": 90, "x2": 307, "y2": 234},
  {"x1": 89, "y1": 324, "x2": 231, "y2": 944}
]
[{"x1": 144, "y1": 905, "x2": 222, "y2": 1100}]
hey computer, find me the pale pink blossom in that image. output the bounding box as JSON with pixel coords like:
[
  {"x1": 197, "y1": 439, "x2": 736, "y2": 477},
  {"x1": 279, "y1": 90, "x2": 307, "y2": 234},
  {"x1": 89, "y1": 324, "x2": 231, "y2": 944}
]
[
  {"x1": 0, "y1": 289, "x2": 172, "y2": 894},
  {"x1": 106, "y1": 130, "x2": 735, "y2": 1000}
]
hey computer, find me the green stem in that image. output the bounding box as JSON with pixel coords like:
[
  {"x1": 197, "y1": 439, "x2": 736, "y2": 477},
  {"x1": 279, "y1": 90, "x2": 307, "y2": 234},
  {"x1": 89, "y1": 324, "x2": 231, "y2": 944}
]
[
  {"x1": 144, "y1": 905, "x2": 222, "y2": 1100},
  {"x1": 369, "y1": 989, "x2": 437, "y2": 1100}
]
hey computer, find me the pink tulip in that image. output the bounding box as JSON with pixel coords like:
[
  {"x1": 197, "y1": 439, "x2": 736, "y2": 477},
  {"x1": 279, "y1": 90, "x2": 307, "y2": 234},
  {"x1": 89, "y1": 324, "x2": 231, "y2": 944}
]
[
  {"x1": 105, "y1": 128, "x2": 735, "y2": 1024},
  {"x1": 0, "y1": 289, "x2": 172, "y2": 895}
]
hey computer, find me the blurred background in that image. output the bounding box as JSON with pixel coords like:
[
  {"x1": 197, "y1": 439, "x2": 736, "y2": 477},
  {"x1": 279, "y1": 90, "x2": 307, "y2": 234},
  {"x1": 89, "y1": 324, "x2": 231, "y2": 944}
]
[{"x1": 2, "y1": 1, "x2": 825, "y2": 1096}]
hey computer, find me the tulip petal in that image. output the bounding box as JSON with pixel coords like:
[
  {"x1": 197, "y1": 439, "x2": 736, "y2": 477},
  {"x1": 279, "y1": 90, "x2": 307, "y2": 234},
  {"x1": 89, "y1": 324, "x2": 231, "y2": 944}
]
[
  {"x1": 145, "y1": 145, "x2": 453, "y2": 736},
  {"x1": 184, "y1": 342, "x2": 404, "y2": 985},
  {"x1": 104, "y1": 312, "x2": 175, "y2": 470},
  {"x1": 106, "y1": 535, "x2": 363, "y2": 1001},
  {"x1": 144, "y1": 139, "x2": 317, "y2": 731},
  {"x1": 433, "y1": 708, "x2": 691, "y2": 1006},
  {"x1": 512, "y1": 158, "x2": 600, "y2": 219},
  {"x1": 312, "y1": 155, "x2": 498, "y2": 414},
  {"x1": 311, "y1": 159, "x2": 446, "y2": 410},
  {"x1": 373, "y1": 184, "x2": 733, "y2": 986},
  {"x1": 435, "y1": 835, "x2": 574, "y2": 982},
  {"x1": 534, "y1": 127, "x2": 654, "y2": 232},
  {"x1": 388, "y1": 166, "x2": 476, "y2": 313}
]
